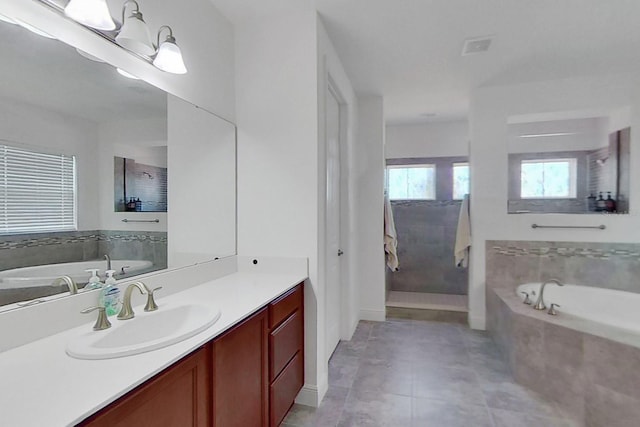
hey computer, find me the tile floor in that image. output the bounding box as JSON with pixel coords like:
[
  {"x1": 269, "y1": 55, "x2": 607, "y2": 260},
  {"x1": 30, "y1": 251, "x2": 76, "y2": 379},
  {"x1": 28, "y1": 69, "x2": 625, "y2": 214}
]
[{"x1": 283, "y1": 317, "x2": 581, "y2": 427}]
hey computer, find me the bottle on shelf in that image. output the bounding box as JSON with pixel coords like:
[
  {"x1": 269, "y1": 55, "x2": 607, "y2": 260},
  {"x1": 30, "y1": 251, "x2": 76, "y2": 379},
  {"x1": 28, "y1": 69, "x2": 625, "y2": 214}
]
[
  {"x1": 605, "y1": 192, "x2": 616, "y2": 213},
  {"x1": 596, "y1": 192, "x2": 606, "y2": 212}
]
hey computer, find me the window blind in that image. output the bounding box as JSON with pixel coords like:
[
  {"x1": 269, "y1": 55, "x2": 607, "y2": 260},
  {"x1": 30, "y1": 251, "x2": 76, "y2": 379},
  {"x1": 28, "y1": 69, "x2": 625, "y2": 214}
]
[{"x1": 0, "y1": 144, "x2": 76, "y2": 234}]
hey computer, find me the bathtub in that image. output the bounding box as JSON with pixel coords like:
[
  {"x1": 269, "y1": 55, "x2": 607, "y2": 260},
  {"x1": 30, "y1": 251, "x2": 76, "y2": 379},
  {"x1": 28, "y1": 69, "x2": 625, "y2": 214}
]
[
  {"x1": 516, "y1": 282, "x2": 639, "y2": 333},
  {"x1": 0, "y1": 260, "x2": 153, "y2": 289}
]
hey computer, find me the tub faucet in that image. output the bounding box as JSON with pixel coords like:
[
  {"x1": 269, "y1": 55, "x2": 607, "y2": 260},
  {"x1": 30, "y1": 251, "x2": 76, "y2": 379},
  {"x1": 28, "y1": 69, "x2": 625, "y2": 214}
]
[
  {"x1": 53, "y1": 276, "x2": 78, "y2": 295},
  {"x1": 104, "y1": 254, "x2": 112, "y2": 271},
  {"x1": 533, "y1": 279, "x2": 563, "y2": 311}
]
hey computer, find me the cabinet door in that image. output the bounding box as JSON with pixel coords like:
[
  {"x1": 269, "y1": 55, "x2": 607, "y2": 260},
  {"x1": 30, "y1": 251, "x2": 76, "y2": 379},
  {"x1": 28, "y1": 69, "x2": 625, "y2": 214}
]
[
  {"x1": 212, "y1": 308, "x2": 268, "y2": 427},
  {"x1": 80, "y1": 346, "x2": 211, "y2": 427}
]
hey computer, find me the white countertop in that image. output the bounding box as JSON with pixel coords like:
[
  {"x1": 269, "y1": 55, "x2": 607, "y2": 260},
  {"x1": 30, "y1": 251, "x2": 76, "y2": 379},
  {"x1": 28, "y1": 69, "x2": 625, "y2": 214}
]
[{"x1": 0, "y1": 271, "x2": 306, "y2": 427}]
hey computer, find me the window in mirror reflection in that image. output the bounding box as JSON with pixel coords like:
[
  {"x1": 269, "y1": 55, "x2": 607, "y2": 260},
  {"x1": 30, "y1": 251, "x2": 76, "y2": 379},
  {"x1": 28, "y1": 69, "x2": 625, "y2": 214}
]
[
  {"x1": 0, "y1": 143, "x2": 76, "y2": 234},
  {"x1": 387, "y1": 164, "x2": 436, "y2": 200},
  {"x1": 452, "y1": 162, "x2": 470, "y2": 200},
  {"x1": 520, "y1": 158, "x2": 577, "y2": 198}
]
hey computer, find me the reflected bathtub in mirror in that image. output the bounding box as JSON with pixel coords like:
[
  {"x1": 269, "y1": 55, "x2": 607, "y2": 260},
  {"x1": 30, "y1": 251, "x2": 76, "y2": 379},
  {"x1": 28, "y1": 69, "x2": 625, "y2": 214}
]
[{"x1": 507, "y1": 109, "x2": 631, "y2": 214}]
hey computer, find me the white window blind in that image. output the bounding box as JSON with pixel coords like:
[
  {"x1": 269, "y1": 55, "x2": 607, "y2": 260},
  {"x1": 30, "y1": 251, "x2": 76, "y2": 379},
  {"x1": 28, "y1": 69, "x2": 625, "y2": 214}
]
[{"x1": 0, "y1": 144, "x2": 77, "y2": 234}]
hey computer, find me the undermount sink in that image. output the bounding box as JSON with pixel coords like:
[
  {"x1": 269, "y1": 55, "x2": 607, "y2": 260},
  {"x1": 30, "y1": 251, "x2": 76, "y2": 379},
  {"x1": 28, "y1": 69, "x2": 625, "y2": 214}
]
[{"x1": 66, "y1": 303, "x2": 221, "y2": 360}]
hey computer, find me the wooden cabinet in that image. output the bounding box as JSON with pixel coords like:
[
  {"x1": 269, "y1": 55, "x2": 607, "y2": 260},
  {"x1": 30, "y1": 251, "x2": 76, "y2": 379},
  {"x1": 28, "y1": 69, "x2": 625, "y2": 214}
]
[
  {"x1": 268, "y1": 284, "x2": 304, "y2": 427},
  {"x1": 80, "y1": 346, "x2": 211, "y2": 427},
  {"x1": 78, "y1": 283, "x2": 304, "y2": 427},
  {"x1": 212, "y1": 307, "x2": 268, "y2": 427}
]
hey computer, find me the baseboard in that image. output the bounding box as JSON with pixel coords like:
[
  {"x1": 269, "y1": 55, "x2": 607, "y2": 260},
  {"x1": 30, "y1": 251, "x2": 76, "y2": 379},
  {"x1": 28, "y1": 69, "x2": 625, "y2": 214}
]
[
  {"x1": 359, "y1": 308, "x2": 386, "y2": 322},
  {"x1": 295, "y1": 377, "x2": 329, "y2": 408},
  {"x1": 468, "y1": 312, "x2": 486, "y2": 330}
]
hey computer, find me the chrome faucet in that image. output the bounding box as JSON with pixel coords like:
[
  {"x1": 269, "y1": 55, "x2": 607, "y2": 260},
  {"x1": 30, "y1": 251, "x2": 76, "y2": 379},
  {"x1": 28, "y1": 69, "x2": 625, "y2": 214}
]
[
  {"x1": 117, "y1": 282, "x2": 147, "y2": 320},
  {"x1": 104, "y1": 254, "x2": 112, "y2": 271},
  {"x1": 533, "y1": 278, "x2": 563, "y2": 310},
  {"x1": 52, "y1": 275, "x2": 78, "y2": 295}
]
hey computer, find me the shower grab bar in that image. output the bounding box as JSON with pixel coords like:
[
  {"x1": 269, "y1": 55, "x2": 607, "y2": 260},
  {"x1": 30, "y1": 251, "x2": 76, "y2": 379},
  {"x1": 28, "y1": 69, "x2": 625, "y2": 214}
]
[
  {"x1": 122, "y1": 219, "x2": 160, "y2": 223},
  {"x1": 531, "y1": 224, "x2": 605, "y2": 230}
]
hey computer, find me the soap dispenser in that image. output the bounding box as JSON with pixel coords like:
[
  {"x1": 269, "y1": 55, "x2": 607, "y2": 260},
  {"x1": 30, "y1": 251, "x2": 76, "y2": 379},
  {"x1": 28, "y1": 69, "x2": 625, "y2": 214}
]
[
  {"x1": 84, "y1": 269, "x2": 102, "y2": 290},
  {"x1": 99, "y1": 270, "x2": 122, "y2": 316}
]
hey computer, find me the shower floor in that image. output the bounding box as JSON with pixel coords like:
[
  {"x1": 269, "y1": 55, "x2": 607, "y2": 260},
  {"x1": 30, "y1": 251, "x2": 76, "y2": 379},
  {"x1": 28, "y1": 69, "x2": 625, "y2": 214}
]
[{"x1": 386, "y1": 291, "x2": 468, "y2": 312}]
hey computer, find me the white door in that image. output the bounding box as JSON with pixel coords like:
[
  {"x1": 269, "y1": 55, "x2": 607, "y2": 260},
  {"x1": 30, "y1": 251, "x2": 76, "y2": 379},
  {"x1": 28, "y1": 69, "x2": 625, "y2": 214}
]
[{"x1": 325, "y1": 85, "x2": 342, "y2": 361}]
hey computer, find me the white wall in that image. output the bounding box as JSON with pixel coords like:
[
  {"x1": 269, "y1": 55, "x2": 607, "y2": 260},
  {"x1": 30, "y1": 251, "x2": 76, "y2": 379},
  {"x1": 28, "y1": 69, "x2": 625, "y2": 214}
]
[
  {"x1": 385, "y1": 120, "x2": 469, "y2": 159},
  {"x1": 233, "y1": 6, "x2": 324, "y2": 405},
  {"x1": 355, "y1": 96, "x2": 386, "y2": 321},
  {"x1": 0, "y1": 97, "x2": 100, "y2": 231},
  {"x1": 469, "y1": 72, "x2": 640, "y2": 329}
]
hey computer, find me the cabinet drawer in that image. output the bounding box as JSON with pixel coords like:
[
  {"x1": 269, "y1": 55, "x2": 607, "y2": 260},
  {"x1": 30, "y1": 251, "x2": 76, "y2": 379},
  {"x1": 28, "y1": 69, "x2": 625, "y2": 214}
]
[
  {"x1": 269, "y1": 284, "x2": 303, "y2": 329},
  {"x1": 269, "y1": 310, "x2": 303, "y2": 381},
  {"x1": 270, "y1": 351, "x2": 304, "y2": 427}
]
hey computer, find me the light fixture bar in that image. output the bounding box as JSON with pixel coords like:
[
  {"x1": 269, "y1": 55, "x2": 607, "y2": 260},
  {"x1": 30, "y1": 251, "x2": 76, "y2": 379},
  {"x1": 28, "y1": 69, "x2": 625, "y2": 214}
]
[
  {"x1": 519, "y1": 132, "x2": 577, "y2": 138},
  {"x1": 34, "y1": 0, "x2": 188, "y2": 74}
]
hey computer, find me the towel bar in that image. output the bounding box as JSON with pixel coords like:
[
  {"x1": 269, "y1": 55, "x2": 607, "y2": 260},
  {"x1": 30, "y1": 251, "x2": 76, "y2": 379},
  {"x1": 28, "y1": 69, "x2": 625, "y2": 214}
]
[
  {"x1": 531, "y1": 224, "x2": 605, "y2": 230},
  {"x1": 122, "y1": 219, "x2": 160, "y2": 223}
]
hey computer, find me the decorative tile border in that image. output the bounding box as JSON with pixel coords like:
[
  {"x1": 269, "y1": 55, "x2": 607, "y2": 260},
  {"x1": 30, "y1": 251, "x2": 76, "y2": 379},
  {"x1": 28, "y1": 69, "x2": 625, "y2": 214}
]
[
  {"x1": 0, "y1": 230, "x2": 167, "y2": 251},
  {"x1": 490, "y1": 243, "x2": 640, "y2": 260}
]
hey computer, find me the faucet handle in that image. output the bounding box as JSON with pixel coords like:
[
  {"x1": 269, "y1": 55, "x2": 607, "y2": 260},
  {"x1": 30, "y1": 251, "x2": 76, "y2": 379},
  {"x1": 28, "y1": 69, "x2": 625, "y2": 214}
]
[
  {"x1": 520, "y1": 291, "x2": 532, "y2": 305},
  {"x1": 548, "y1": 303, "x2": 561, "y2": 316},
  {"x1": 81, "y1": 306, "x2": 111, "y2": 331},
  {"x1": 144, "y1": 286, "x2": 163, "y2": 312}
]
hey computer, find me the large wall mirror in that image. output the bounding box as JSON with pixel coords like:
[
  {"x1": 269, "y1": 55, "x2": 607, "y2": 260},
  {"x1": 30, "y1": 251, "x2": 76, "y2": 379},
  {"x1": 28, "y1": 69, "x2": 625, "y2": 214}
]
[
  {"x1": 0, "y1": 19, "x2": 236, "y2": 310},
  {"x1": 507, "y1": 108, "x2": 631, "y2": 214}
]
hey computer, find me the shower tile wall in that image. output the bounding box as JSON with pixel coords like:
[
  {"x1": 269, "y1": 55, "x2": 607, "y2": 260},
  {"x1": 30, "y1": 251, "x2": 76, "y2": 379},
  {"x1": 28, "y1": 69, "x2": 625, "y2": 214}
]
[
  {"x1": 486, "y1": 240, "x2": 640, "y2": 294},
  {"x1": 387, "y1": 156, "x2": 468, "y2": 295}
]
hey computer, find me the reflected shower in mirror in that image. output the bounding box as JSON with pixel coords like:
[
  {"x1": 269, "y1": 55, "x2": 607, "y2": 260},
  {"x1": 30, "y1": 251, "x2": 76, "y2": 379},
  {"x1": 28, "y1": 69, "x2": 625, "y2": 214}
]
[
  {"x1": 0, "y1": 16, "x2": 236, "y2": 310},
  {"x1": 507, "y1": 109, "x2": 631, "y2": 214}
]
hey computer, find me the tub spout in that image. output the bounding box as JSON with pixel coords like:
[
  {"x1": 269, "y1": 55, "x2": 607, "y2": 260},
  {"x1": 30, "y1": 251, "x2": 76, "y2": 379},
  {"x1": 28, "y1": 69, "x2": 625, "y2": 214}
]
[
  {"x1": 533, "y1": 279, "x2": 563, "y2": 311},
  {"x1": 104, "y1": 254, "x2": 111, "y2": 271},
  {"x1": 52, "y1": 276, "x2": 78, "y2": 295}
]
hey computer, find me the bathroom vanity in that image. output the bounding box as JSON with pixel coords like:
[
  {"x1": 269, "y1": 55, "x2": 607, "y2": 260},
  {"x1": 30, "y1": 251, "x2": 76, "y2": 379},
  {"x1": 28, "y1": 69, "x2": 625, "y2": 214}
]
[
  {"x1": 0, "y1": 257, "x2": 307, "y2": 427},
  {"x1": 79, "y1": 283, "x2": 303, "y2": 427}
]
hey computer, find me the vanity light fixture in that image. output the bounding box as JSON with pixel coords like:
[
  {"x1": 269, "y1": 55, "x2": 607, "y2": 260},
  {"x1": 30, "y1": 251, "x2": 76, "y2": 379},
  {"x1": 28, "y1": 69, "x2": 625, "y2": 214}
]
[
  {"x1": 116, "y1": 68, "x2": 140, "y2": 80},
  {"x1": 65, "y1": 0, "x2": 116, "y2": 31},
  {"x1": 0, "y1": 13, "x2": 17, "y2": 25},
  {"x1": 152, "y1": 26, "x2": 187, "y2": 74},
  {"x1": 14, "y1": 19, "x2": 56, "y2": 39},
  {"x1": 115, "y1": 0, "x2": 154, "y2": 56}
]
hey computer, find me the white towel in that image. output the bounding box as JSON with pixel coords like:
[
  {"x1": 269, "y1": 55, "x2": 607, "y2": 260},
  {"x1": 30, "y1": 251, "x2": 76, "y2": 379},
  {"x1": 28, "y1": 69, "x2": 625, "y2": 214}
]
[
  {"x1": 384, "y1": 193, "x2": 399, "y2": 271},
  {"x1": 454, "y1": 194, "x2": 471, "y2": 268}
]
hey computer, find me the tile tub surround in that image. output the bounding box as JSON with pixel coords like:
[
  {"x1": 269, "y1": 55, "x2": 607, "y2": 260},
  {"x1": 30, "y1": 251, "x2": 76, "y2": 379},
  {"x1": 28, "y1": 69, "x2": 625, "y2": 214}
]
[
  {"x1": 0, "y1": 230, "x2": 167, "y2": 305},
  {"x1": 283, "y1": 318, "x2": 579, "y2": 427},
  {"x1": 488, "y1": 289, "x2": 640, "y2": 427},
  {"x1": 485, "y1": 240, "x2": 640, "y2": 294}
]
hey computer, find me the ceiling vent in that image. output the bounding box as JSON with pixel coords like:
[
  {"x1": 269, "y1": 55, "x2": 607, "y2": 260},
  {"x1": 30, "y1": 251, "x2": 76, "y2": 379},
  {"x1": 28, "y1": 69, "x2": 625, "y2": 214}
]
[{"x1": 461, "y1": 36, "x2": 493, "y2": 56}]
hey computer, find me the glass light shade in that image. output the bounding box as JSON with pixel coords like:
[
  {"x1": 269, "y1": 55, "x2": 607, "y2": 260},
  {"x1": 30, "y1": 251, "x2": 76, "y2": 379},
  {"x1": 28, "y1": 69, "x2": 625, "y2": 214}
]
[
  {"x1": 76, "y1": 48, "x2": 106, "y2": 63},
  {"x1": 115, "y1": 14, "x2": 154, "y2": 56},
  {"x1": 153, "y1": 40, "x2": 187, "y2": 74},
  {"x1": 65, "y1": 0, "x2": 116, "y2": 31},
  {"x1": 116, "y1": 68, "x2": 140, "y2": 80}
]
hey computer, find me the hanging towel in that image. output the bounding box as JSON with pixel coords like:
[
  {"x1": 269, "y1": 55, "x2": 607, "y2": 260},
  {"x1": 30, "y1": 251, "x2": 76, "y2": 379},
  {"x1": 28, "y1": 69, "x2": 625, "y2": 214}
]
[
  {"x1": 454, "y1": 194, "x2": 471, "y2": 268},
  {"x1": 384, "y1": 193, "x2": 399, "y2": 271}
]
